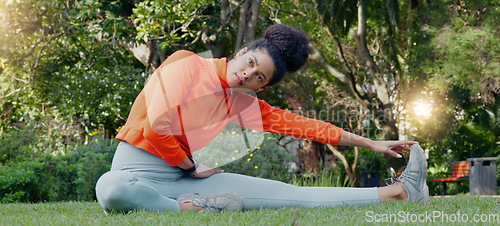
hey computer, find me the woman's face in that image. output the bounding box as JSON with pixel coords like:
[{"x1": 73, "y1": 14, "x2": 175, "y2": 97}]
[{"x1": 226, "y1": 49, "x2": 275, "y2": 92}]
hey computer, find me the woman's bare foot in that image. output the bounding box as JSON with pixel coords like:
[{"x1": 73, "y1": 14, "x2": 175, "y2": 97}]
[
  {"x1": 377, "y1": 182, "x2": 409, "y2": 203},
  {"x1": 179, "y1": 201, "x2": 203, "y2": 212}
]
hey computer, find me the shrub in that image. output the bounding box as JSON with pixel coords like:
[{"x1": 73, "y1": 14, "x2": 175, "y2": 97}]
[
  {"x1": 220, "y1": 135, "x2": 295, "y2": 182},
  {"x1": 0, "y1": 129, "x2": 37, "y2": 165},
  {"x1": 42, "y1": 153, "x2": 80, "y2": 201},
  {"x1": 0, "y1": 158, "x2": 46, "y2": 202},
  {"x1": 0, "y1": 135, "x2": 117, "y2": 203}
]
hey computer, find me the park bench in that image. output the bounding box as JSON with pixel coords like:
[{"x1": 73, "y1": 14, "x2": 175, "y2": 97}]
[{"x1": 431, "y1": 161, "x2": 470, "y2": 195}]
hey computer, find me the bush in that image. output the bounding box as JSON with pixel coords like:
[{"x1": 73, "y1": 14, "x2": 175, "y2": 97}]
[
  {"x1": 43, "y1": 154, "x2": 80, "y2": 201},
  {"x1": 0, "y1": 135, "x2": 117, "y2": 203},
  {"x1": 219, "y1": 135, "x2": 295, "y2": 182},
  {"x1": 0, "y1": 129, "x2": 37, "y2": 165},
  {"x1": 0, "y1": 158, "x2": 46, "y2": 203}
]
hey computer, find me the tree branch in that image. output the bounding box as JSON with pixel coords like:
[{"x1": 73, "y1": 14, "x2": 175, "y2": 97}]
[
  {"x1": 308, "y1": 44, "x2": 348, "y2": 83},
  {"x1": 308, "y1": 43, "x2": 370, "y2": 105},
  {"x1": 32, "y1": 33, "x2": 64, "y2": 72},
  {"x1": 0, "y1": 86, "x2": 26, "y2": 101},
  {"x1": 12, "y1": 76, "x2": 30, "y2": 84},
  {"x1": 326, "y1": 144, "x2": 357, "y2": 185}
]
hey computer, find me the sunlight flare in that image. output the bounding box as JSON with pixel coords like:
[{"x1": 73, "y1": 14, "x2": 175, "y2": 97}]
[{"x1": 414, "y1": 102, "x2": 432, "y2": 117}]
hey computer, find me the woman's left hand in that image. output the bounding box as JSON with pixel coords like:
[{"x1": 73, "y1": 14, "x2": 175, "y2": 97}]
[
  {"x1": 369, "y1": 140, "x2": 418, "y2": 158},
  {"x1": 190, "y1": 164, "x2": 223, "y2": 178}
]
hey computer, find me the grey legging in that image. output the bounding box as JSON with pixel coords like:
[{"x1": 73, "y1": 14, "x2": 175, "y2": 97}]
[{"x1": 95, "y1": 142, "x2": 380, "y2": 213}]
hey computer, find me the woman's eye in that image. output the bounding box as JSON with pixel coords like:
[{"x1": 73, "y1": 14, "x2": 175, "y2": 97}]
[
  {"x1": 256, "y1": 74, "x2": 263, "y2": 81},
  {"x1": 248, "y1": 59, "x2": 253, "y2": 66}
]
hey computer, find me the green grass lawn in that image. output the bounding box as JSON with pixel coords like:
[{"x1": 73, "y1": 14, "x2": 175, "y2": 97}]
[{"x1": 2, "y1": 196, "x2": 500, "y2": 225}]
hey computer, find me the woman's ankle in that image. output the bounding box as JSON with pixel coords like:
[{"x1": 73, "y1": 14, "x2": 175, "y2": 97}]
[
  {"x1": 378, "y1": 182, "x2": 408, "y2": 203},
  {"x1": 179, "y1": 201, "x2": 202, "y2": 212}
]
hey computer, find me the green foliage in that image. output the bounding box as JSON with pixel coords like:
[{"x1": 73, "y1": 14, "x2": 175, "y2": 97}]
[
  {"x1": 0, "y1": 135, "x2": 117, "y2": 203},
  {"x1": 0, "y1": 159, "x2": 46, "y2": 203},
  {"x1": 314, "y1": 0, "x2": 358, "y2": 37},
  {"x1": 409, "y1": 0, "x2": 500, "y2": 100},
  {"x1": 41, "y1": 59, "x2": 146, "y2": 137},
  {"x1": 0, "y1": 104, "x2": 83, "y2": 157},
  {"x1": 355, "y1": 147, "x2": 391, "y2": 177},
  {"x1": 73, "y1": 136, "x2": 117, "y2": 201},
  {"x1": 220, "y1": 135, "x2": 295, "y2": 183},
  {"x1": 132, "y1": 0, "x2": 219, "y2": 51},
  {"x1": 0, "y1": 0, "x2": 146, "y2": 138},
  {"x1": 0, "y1": 129, "x2": 36, "y2": 165},
  {"x1": 426, "y1": 25, "x2": 500, "y2": 96}
]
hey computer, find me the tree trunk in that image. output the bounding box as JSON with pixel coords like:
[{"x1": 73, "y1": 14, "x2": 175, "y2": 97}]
[
  {"x1": 201, "y1": 0, "x2": 231, "y2": 58},
  {"x1": 204, "y1": 38, "x2": 227, "y2": 58},
  {"x1": 234, "y1": 0, "x2": 262, "y2": 52},
  {"x1": 350, "y1": 1, "x2": 404, "y2": 169},
  {"x1": 298, "y1": 139, "x2": 321, "y2": 173},
  {"x1": 246, "y1": 0, "x2": 262, "y2": 42}
]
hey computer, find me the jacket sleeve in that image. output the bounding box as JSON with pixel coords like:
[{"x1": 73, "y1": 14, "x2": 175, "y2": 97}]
[
  {"x1": 231, "y1": 94, "x2": 343, "y2": 145},
  {"x1": 142, "y1": 51, "x2": 197, "y2": 166}
]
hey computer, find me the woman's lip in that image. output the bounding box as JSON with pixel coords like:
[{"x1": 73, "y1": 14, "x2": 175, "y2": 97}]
[{"x1": 235, "y1": 74, "x2": 243, "y2": 86}]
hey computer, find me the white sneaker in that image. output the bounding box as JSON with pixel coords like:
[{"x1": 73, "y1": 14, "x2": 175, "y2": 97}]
[{"x1": 176, "y1": 191, "x2": 245, "y2": 212}]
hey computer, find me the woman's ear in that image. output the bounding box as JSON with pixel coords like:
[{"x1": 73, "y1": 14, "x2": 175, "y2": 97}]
[{"x1": 235, "y1": 47, "x2": 248, "y2": 58}]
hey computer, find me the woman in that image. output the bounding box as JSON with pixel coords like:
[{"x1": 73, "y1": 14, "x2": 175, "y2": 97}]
[{"x1": 96, "y1": 24, "x2": 428, "y2": 213}]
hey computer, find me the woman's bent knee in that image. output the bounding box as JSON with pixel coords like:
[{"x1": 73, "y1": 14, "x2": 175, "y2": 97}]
[{"x1": 95, "y1": 170, "x2": 138, "y2": 213}]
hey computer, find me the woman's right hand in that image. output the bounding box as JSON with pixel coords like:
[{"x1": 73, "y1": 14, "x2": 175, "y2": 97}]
[{"x1": 190, "y1": 164, "x2": 223, "y2": 178}]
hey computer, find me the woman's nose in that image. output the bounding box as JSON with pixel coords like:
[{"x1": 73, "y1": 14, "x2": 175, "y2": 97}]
[{"x1": 243, "y1": 71, "x2": 250, "y2": 79}]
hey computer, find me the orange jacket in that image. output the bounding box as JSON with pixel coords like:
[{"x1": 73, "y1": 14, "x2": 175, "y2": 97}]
[{"x1": 116, "y1": 50, "x2": 343, "y2": 166}]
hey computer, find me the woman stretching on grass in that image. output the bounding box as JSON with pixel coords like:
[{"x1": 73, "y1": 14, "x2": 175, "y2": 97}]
[{"x1": 96, "y1": 24, "x2": 428, "y2": 213}]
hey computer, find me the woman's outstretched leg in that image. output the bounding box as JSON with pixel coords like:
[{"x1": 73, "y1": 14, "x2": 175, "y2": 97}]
[
  {"x1": 95, "y1": 142, "x2": 427, "y2": 213},
  {"x1": 168, "y1": 173, "x2": 381, "y2": 210},
  {"x1": 170, "y1": 145, "x2": 428, "y2": 209}
]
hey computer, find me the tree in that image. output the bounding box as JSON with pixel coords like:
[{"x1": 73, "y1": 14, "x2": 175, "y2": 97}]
[
  {"x1": 264, "y1": 0, "x2": 409, "y2": 170},
  {"x1": 131, "y1": 0, "x2": 263, "y2": 69},
  {"x1": 407, "y1": 0, "x2": 500, "y2": 164},
  {"x1": 0, "y1": 0, "x2": 146, "y2": 138},
  {"x1": 234, "y1": 0, "x2": 262, "y2": 52},
  {"x1": 310, "y1": 0, "x2": 409, "y2": 169}
]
